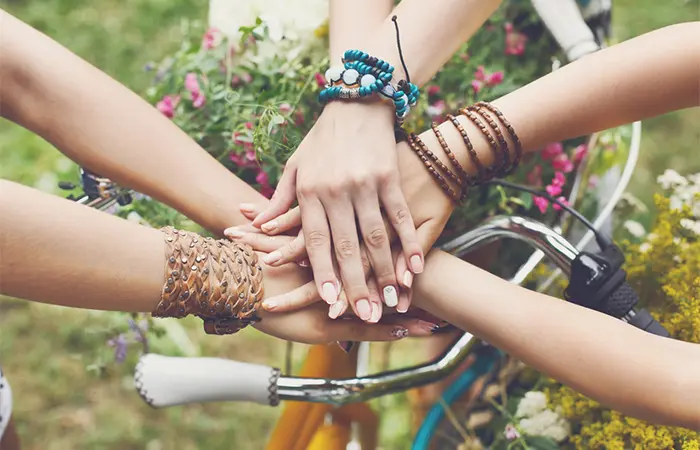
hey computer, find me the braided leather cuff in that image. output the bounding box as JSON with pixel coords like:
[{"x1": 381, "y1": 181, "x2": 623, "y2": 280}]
[{"x1": 152, "y1": 227, "x2": 264, "y2": 335}]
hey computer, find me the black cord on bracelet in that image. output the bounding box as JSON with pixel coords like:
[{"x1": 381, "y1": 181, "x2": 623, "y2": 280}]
[{"x1": 391, "y1": 15, "x2": 411, "y2": 84}]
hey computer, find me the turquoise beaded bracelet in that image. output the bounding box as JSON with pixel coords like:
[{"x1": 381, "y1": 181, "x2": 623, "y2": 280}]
[{"x1": 319, "y1": 49, "x2": 420, "y2": 122}]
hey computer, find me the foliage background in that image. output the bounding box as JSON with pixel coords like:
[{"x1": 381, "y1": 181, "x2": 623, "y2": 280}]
[{"x1": 0, "y1": 0, "x2": 698, "y2": 449}]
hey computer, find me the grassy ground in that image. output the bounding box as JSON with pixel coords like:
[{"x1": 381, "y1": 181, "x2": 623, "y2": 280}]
[{"x1": 1, "y1": 0, "x2": 698, "y2": 449}]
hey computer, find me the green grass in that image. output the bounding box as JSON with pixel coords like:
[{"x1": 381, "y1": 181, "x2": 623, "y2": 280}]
[{"x1": 1, "y1": 0, "x2": 698, "y2": 449}]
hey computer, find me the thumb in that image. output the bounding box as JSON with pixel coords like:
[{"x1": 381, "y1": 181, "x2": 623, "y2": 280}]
[{"x1": 252, "y1": 165, "x2": 298, "y2": 228}]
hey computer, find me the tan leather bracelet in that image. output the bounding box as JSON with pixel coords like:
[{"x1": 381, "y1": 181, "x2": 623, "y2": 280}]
[{"x1": 152, "y1": 226, "x2": 264, "y2": 335}]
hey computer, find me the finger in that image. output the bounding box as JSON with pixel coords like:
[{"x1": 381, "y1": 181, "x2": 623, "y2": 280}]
[
  {"x1": 252, "y1": 165, "x2": 298, "y2": 228},
  {"x1": 298, "y1": 195, "x2": 340, "y2": 305},
  {"x1": 322, "y1": 196, "x2": 371, "y2": 321},
  {"x1": 260, "y1": 232, "x2": 307, "y2": 266},
  {"x1": 353, "y1": 192, "x2": 398, "y2": 308},
  {"x1": 324, "y1": 320, "x2": 409, "y2": 342},
  {"x1": 328, "y1": 296, "x2": 348, "y2": 319},
  {"x1": 239, "y1": 203, "x2": 262, "y2": 221},
  {"x1": 366, "y1": 277, "x2": 383, "y2": 324},
  {"x1": 379, "y1": 178, "x2": 424, "y2": 274},
  {"x1": 395, "y1": 255, "x2": 413, "y2": 290},
  {"x1": 224, "y1": 228, "x2": 295, "y2": 253},
  {"x1": 260, "y1": 207, "x2": 302, "y2": 236},
  {"x1": 262, "y1": 280, "x2": 321, "y2": 312},
  {"x1": 383, "y1": 316, "x2": 439, "y2": 337}
]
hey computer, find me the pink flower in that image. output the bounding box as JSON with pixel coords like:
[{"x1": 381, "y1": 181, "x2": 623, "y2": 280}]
[
  {"x1": 192, "y1": 93, "x2": 206, "y2": 108},
  {"x1": 245, "y1": 121, "x2": 253, "y2": 130},
  {"x1": 573, "y1": 144, "x2": 588, "y2": 164},
  {"x1": 229, "y1": 152, "x2": 246, "y2": 166},
  {"x1": 314, "y1": 72, "x2": 326, "y2": 88},
  {"x1": 471, "y1": 79, "x2": 483, "y2": 94},
  {"x1": 552, "y1": 171, "x2": 566, "y2": 187},
  {"x1": 504, "y1": 424, "x2": 521, "y2": 441},
  {"x1": 534, "y1": 196, "x2": 549, "y2": 214},
  {"x1": 232, "y1": 131, "x2": 244, "y2": 145},
  {"x1": 588, "y1": 175, "x2": 599, "y2": 189},
  {"x1": 546, "y1": 183, "x2": 562, "y2": 197},
  {"x1": 505, "y1": 24, "x2": 527, "y2": 56},
  {"x1": 279, "y1": 103, "x2": 292, "y2": 114},
  {"x1": 245, "y1": 148, "x2": 257, "y2": 162},
  {"x1": 504, "y1": 22, "x2": 514, "y2": 33},
  {"x1": 541, "y1": 142, "x2": 563, "y2": 160},
  {"x1": 427, "y1": 100, "x2": 446, "y2": 118},
  {"x1": 552, "y1": 154, "x2": 574, "y2": 173},
  {"x1": 156, "y1": 95, "x2": 180, "y2": 119},
  {"x1": 231, "y1": 75, "x2": 242, "y2": 87},
  {"x1": 474, "y1": 66, "x2": 486, "y2": 82},
  {"x1": 202, "y1": 28, "x2": 222, "y2": 50},
  {"x1": 256, "y1": 170, "x2": 269, "y2": 186},
  {"x1": 553, "y1": 196, "x2": 569, "y2": 211},
  {"x1": 184, "y1": 73, "x2": 200, "y2": 93},
  {"x1": 485, "y1": 71, "x2": 504, "y2": 86},
  {"x1": 294, "y1": 110, "x2": 305, "y2": 126},
  {"x1": 427, "y1": 85, "x2": 441, "y2": 96},
  {"x1": 527, "y1": 164, "x2": 543, "y2": 186}
]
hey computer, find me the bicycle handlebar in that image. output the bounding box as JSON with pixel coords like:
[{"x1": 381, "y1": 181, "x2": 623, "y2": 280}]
[{"x1": 133, "y1": 215, "x2": 668, "y2": 408}]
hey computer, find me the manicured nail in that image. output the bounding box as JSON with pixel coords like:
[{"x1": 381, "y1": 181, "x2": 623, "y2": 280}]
[
  {"x1": 337, "y1": 341, "x2": 355, "y2": 353},
  {"x1": 224, "y1": 228, "x2": 245, "y2": 238},
  {"x1": 297, "y1": 259, "x2": 310, "y2": 267},
  {"x1": 383, "y1": 286, "x2": 398, "y2": 307},
  {"x1": 416, "y1": 320, "x2": 439, "y2": 335},
  {"x1": 397, "y1": 294, "x2": 409, "y2": 314},
  {"x1": 355, "y1": 299, "x2": 372, "y2": 321},
  {"x1": 322, "y1": 282, "x2": 338, "y2": 305},
  {"x1": 391, "y1": 327, "x2": 409, "y2": 339},
  {"x1": 402, "y1": 271, "x2": 413, "y2": 289},
  {"x1": 410, "y1": 255, "x2": 424, "y2": 274},
  {"x1": 369, "y1": 302, "x2": 381, "y2": 323},
  {"x1": 263, "y1": 251, "x2": 282, "y2": 265},
  {"x1": 328, "y1": 301, "x2": 346, "y2": 319},
  {"x1": 261, "y1": 220, "x2": 277, "y2": 233},
  {"x1": 239, "y1": 203, "x2": 257, "y2": 213},
  {"x1": 262, "y1": 298, "x2": 279, "y2": 311}
]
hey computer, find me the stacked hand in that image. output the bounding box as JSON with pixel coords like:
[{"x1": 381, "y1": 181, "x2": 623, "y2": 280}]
[{"x1": 226, "y1": 102, "x2": 456, "y2": 322}]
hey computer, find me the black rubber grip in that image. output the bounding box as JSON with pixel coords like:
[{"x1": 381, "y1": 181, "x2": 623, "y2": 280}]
[{"x1": 600, "y1": 281, "x2": 638, "y2": 318}]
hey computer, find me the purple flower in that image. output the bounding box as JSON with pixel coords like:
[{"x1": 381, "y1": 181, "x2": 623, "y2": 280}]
[
  {"x1": 504, "y1": 424, "x2": 521, "y2": 440},
  {"x1": 107, "y1": 334, "x2": 128, "y2": 363}
]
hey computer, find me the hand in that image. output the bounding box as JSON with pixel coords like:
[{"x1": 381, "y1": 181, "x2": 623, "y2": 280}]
[
  {"x1": 231, "y1": 136, "x2": 456, "y2": 313},
  {"x1": 253, "y1": 252, "x2": 438, "y2": 344},
  {"x1": 251, "y1": 101, "x2": 424, "y2": 320}
]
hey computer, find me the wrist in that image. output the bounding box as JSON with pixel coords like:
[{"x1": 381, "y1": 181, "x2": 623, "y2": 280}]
[{"x1": 323, "y1": 98, "x2": 396, "y2": 124}]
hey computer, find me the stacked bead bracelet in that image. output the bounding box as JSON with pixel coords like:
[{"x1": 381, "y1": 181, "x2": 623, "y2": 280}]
[
  {"x1": 319, "y1": 49, "x2": 420, "y2": 123},
  {"x1": 406, "y1": 102, "x2": 522, "y2": 203}
]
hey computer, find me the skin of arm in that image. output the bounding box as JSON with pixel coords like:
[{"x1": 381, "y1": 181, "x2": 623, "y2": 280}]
[
  {"x1": 412, "y1": 250, "x2": 700, "y2": 430},
  {"x1": 0, "y1": 179, "x2": 433, "y2": 344}
]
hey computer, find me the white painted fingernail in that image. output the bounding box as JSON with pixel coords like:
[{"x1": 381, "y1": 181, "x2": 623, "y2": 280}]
[
  {"x1": 329, "y1": 301, "x2": 346, "y2": 319},
  {"x1": 263, "y1": 251, "x2": 282, "y2": 265},
  {"x1": 224, "y1": 228, "x2": 245, "y2": 238},
  {"x1": 322, "y1": 282, "x2": 338, "y2": 304},
  {"x1": 369, "y1": 303, "x2": 381, "y2": 323},
  {"x1": 356, "y1": 299, "x2": 372, "y2": 321},
  {"x1": 410, "y1": 255, "x2": 424, "y2": 274},
  {"x1": 261, "y1": 220, "x2": 277, "y2": 233},
  {"x1": 383, "y1": 286, "x2": 398, "y2": 307},
  {"x1": 403, "y1": 271, "x2": 413, "y2": 288}
]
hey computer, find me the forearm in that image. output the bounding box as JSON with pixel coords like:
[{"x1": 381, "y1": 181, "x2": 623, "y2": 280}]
[
  {"x1": 416, "y1": 22, "x2": 700, "y2": 173},
  {"x1": 0, "y1": 11, "x2": 258, "y2": 235},
  {"x1": 329, "y1": 0, "x2": 393, "y2": 62},
  {"x1": 413, "y1": 250, "x2": 700, "y2": 429}
]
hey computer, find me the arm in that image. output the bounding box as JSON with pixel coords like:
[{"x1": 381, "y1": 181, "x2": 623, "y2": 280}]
[
  {"x1": 0, "y1": 179, "x2": 428, "y2": 344},
  {"x1": 412, "y1": 250, "x2": 700, "y2": 430}
]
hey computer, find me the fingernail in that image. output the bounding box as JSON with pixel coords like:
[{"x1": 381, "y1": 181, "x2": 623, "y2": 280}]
[
  {"x1": 322, "y1": 282, "x2": 338, "y2": 305},
  {"x1": 391, "y1": 327, "x2": 409, "y2": 339},
  {"x1": 297, "y1": 259, "x2": 310, "y2": 267},
  {"x1": 263, "y1": 251, "x2": 282, "y2": 265},
  {"x1": 410, "y1": 255, "x2": 424, "y2": 274},
  {"x1": 337, "y1": 341, "x2": 355, "y2": 353},
  {"x1": 224, "y1": 228, "x2": 245, "y2": 238},
  {"x1": 369, "y1": 302, "x2": 381, "y2": 323},
  {"x1": 328, "y1": 301, "x2": 346, "y2": 319},
  {"x1": 402, "y1": 271, "x2": 413, "y2": 289},
  {"x1": 383, "y1": 286, "x2": 398, "y2": 307},
  {"x1": 262, "y1": 298, "x2": 278, "y2": 311},
  {"x1": 240, "y1": 203, "x2": 256, "y2": 213},
  {"x1": 261, "y1": 220, "x2": 277, "y2": 233},
  {"x1": 416, "y1": 320, "x2": 439, "y2": 335},
  {"x1": 397, "y1": 299, "x2": 409, "y2": 314},
  {"x1": 356, "y1": 299, "x2": 371, "y2": 321}
]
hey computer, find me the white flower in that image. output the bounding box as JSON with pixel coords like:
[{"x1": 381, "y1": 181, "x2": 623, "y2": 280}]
[
  {"x1": 515, "y1": 391, "x2": 547, "y2": 418},
  {"x1": 519, "y1": 408, "x2": 571, "y2": 443},
  {"x1": 639, "y1": 242, "x2": 652, "y2": 253},
  {"x1": 619, "y1": 192, "x2": 648, "y2": 213},
  {"x1": 623, "y1": 220, "x2": 646, "y2": 238},
  {"x1": 680, "y1": 218, "x2": 700, "y2": 235},
  {"x1": 657, "y1": 169, "x2": 688, "y2": 190}
]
